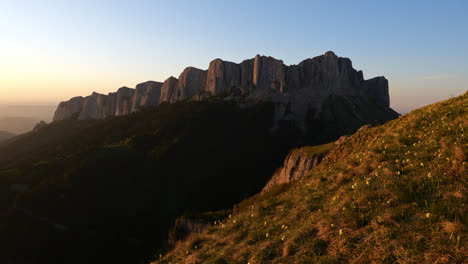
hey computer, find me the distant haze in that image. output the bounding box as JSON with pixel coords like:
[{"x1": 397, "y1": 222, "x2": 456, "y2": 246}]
[{"x1": 0, "y1": 105, "x2": 55, "y2": 134}]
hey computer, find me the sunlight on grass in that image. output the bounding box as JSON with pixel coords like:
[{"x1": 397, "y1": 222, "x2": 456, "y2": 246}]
[{"x1": 154, "y1": 92, "x2": 467, "y2": 264}]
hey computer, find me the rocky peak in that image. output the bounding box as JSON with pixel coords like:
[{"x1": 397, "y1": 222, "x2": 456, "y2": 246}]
[{"x1": 324, "y1": 50, "x2": 336, "y2": 56}]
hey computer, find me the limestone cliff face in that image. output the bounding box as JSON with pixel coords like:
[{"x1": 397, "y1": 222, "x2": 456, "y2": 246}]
[
  {"x1": 132, "y1": 81, "x2": 163, "y2": 111},
  {"x1": 172, "y1": 67, "x2": 208, "y2": 102},
  {"x1": 53, "y1": 81, "x2": 163, "y2": 121},
  {"x1": 205, "y1": 59, "x2": 242, "y2": 93},
  {"x1": 160, "y1": 77, "x2": 178, "y2": 103},
  {"x1": 54, "y1": 96, "x2": 86, "y2": 121},
  {"x1": 53, "y1": 51, "x2": 393, "y2": 125},
  {"x1": 362, "y1": 77, "x2": 389, "y2": 107}
]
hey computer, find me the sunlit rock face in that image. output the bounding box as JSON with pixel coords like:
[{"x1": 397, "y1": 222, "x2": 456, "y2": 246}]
[
  {"x1": 53, "y1": 82, "x2": 163, "y2": 121},
  {"x1": 53, "y1": 96, "x2": 86, "y2": 121},
  {"x1": 53, "y1": 51, "x2": 393, "y2": 127},
  {"x1": 132, "y1": 81, "x2": 163, "y2": 111}
]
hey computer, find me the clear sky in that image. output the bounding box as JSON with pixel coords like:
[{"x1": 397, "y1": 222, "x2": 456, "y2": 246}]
[{"x1": 0, "y1": 0, "x2": 467, "y2": 113}]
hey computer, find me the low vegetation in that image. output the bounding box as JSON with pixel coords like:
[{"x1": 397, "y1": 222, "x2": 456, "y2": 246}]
[{"x1": 155, "y1": 92, "x2": 467, "y2": 263}]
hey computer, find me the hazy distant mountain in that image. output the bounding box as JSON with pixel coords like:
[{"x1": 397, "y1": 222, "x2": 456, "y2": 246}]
[
  {"x1": 0, "y1": 131, "x2": 15, "y2": 141},
  {"x1": 0, "y1": 117, "x2": 42, "y2": 134},
  {"x1": 0, "y1": 105, "x2": 55, "y2": 134}
]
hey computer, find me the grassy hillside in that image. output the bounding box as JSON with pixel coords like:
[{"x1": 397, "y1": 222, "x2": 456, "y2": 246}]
[
  {"x1": 0, "y1": 97, "x2": 384, "y2": 264},
  {"x1": 155, "y1": 92, "x2": 467, "y2": 264}
]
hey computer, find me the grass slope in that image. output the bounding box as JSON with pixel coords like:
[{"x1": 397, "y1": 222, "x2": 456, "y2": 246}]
[{"x1": 155, "y1": 92, "x2": 467, "y2": 264}]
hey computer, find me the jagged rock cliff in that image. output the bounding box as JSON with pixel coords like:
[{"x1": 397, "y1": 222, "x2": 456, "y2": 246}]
[
  {"x1": 53, "y1": 51, "x2": 394, "y2": 127},
  {"x1": 54, "y1": 81, "x2": 163, "y2": 121}
]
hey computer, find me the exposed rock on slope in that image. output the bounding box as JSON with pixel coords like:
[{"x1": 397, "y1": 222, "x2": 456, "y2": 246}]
[
  {"x1": 53, "y1": 52, "x2": 397, "y2": 127},
  {"x1": 262, "y1": 143, "x2": 334, "y2": 192},
  {"x1": 262, "y1": 124, "x2": 374, "y2": 192}
]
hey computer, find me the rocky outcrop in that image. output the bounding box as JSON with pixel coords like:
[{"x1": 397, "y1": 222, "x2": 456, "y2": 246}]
[
  {"x1": 262, "y1": 143, "x2": 334, "y2": 192},
  {"x1": 53, "y1": 51, "x2": 394, "y2": 126},
  {"x1": 32, "y1": 121, "x2": 48, "y2": 132},
  {"x1": 168, "y1": 217, "x2": 209, "y2": 247}
]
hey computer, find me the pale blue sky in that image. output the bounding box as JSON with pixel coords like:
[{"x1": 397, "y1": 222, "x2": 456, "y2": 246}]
[{"x1": 0, "y1": 0, "x2": 467, "y2": 113}]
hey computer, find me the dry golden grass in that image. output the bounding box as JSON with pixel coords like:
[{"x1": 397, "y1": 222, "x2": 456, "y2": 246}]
[{"x1": 154, "y1": 92, "x2": 468, "y2": 264}]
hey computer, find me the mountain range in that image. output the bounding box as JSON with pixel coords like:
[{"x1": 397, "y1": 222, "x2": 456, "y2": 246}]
[{"x1": 54, "y1": 51, "x2": 397, "y2": 130}]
